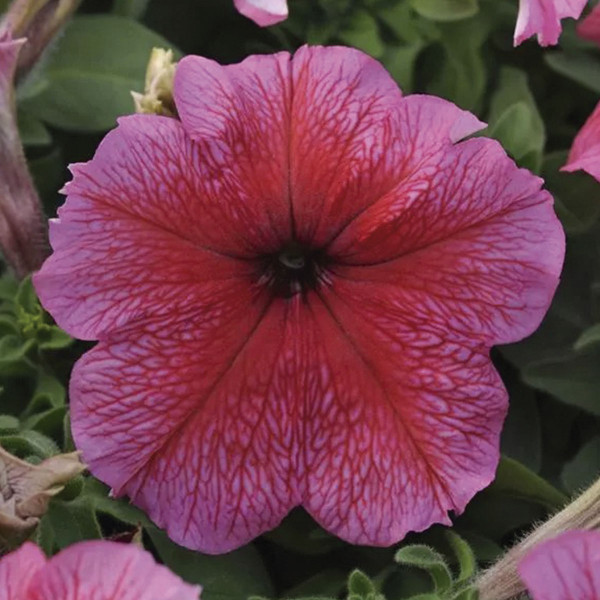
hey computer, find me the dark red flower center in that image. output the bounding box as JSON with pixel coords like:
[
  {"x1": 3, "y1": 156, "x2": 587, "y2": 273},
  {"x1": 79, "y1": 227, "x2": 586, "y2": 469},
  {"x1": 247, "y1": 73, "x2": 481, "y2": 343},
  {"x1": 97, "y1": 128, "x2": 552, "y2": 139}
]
[{"x1": 260, "y1": 241, "x2": 330, "y2": 299}]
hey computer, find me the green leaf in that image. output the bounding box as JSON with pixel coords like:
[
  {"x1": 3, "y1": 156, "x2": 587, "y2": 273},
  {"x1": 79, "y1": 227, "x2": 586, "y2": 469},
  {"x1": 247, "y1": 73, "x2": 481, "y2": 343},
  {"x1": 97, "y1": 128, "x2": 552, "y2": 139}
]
[
  {"x1": 17, "y1": 110, "x2": 52, "y2": 146},
  {"x1": 0, "y1": 335, "x2": 35, "y2": 369},
  {"x1": 38, "y1": 326, "x2": 73, "y2": 350},
  {"x1": 282, "y1": 571, "x2": 346, "y2": 599},
  {"x1": 545, "y1": 51, "x2": 600, "y2": 94},
  {"x1": 574, "y1": 323, "x2": 600, "y2": 351},
  {"x1": 489, "y1": 456, "x2": 568, "y2": 509},
  {"x1": 561, "y1": 436, "x2": 600, "y2": 493},
  {"x1": 348, "y1": 570, "x2": 376, "y2": 598},
  {"x1": 486, "y1": 67, "x2": 545, "y2": 170},
  {"x1": 148, "y1": 527, "x2": 274, "y2": 600},
  {"x1": 500, "y1": 381, "x2": 541, "y2": 472},
  {"x1": 395, "y1": 545, "x2": 452, "y2": 595},
  {"x1": 46, "y1": 495, "x2": 102, "y2": 548},
  {"x1": 428, "y1": 15, "x2": 488, "y2": 111},
  {"x1": 22, "y1": 406, "x2": 66, "y2": 438},
  {"x1": 23, "y1": 16, "x2": 180, "y2": 132},
  {"x1": 338, "y1": 11, "x2": 385, "y2": 58},
  {"x1": 0, "y1": 415, "x2": 19, "y2": 433},
  {"x1": 0, "y1": 430, "x2": 60, "y2": 458},
  {"x1": 382, "y1": 42, "x2": 426, "y2": 92},
  {"x1": 83, "y1": 478, "x2": 151, "y2": 527},
  {"x1": 112, "y1": 0, "x2": 152, "y2": 18},
  {"x1": 523, "y1": 348, "x2": 600, "y2": 416},
  {"x1": 445, "y1": 532, "x2": 476, "y2": 582},
  {"x1": 29, "y1": 373, "x2": 66, "y2": 411},
  {"x1": 411, "y1": 0, "x2": 479, "y2": 22}
]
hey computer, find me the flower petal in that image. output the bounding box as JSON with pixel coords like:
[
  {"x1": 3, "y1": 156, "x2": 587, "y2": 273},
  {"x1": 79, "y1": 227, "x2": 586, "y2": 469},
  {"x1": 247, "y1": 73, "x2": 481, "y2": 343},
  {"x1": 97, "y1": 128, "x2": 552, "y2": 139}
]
[
  {"x1": 328, "y1": 117, "x2": 563, "y2": 346},
  {"x1": 28, "y1": 540, "x2": 199, "y2": 600},
  {"x1": 331, "y1": 198, "x2": 563, "y2": 347},
  {"x1": 173, "y1": 52, "x2": 292, "y2": 245},
  {"x1": 70, "y1": 293, "x2": 307, "y2": 553},
  {"x1": 577, "y1": 3, "x2": 600, "y2": 45},
  {"x1": 321, "y1": 95, "x2": 485, "y2": 253},
  {"x1": 518, "y1": 530, "x2": 600, "y2": 600},
  {"x1": 286, "y1": 46, "x2": 407, "y2": 247},
  {"x1": 563, "y1": 100, "x2": 600, "y2": 182},
  {"x1": 299, "y1": 285, "x2": 506, "y2": 544},
  {"x1": 514, "y1": 0, "x2": 587, "y2": 46},
  {"x1": 0, "y1": 542, "x2": 45, "y2": 600},
  {"x1": 33, "y1": 115, "x2": 261, "y2": 341},
  {"x1": 233, "y1": 0, "x2": 288, "y2": 26}
]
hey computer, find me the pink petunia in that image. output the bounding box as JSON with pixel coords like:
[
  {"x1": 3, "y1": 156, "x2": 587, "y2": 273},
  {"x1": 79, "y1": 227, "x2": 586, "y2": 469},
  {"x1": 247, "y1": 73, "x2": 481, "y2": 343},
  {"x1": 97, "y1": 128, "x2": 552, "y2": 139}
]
[
  {"x1": 519, "y1": 530, "x2": 600, "y2": 599},
  {"x1": 0, "y1": 540, "x2": 199, "y2": 600},
  {"x1": 577, "y1": 2, "x2": 600, "y2": 45},
  {"x1": 33, "y1": 46, "x2": 565, "y2": 554},
  {"x1": 514, "y1": 0, "x2": 587, "y2": 45},
  {"x1": 233, "y1": 0, "x2": 288, "y2": 26},
  {"x1": 563, "y1": 100, "x2": 600, "y2": 181}
]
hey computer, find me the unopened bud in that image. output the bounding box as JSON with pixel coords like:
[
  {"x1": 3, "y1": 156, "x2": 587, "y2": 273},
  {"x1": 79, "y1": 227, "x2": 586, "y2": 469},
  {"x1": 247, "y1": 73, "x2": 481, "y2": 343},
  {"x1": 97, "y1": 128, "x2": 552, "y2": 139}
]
[{"x1": 131, "y1": 48, "x2": 177, "y2": 117}]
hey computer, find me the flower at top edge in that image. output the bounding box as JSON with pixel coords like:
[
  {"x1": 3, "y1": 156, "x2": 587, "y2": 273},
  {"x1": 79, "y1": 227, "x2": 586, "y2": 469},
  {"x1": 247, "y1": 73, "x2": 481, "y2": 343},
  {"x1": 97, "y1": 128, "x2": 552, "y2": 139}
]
[
  {"x1": 233, "y1": 0, "x2": 288, "y2": 26},
  {"x1": 0, "y1": 540, "x2": 199, "y2": 600},
  {"x1": 33, "y1": 45, "x2": 565, "y2": 554},
  {"x1": 514, "y1": 0, "x2": 587, "y2": 45},
  {"x1": 518, "y1": 530, "x2": 600, "y2": 600}
]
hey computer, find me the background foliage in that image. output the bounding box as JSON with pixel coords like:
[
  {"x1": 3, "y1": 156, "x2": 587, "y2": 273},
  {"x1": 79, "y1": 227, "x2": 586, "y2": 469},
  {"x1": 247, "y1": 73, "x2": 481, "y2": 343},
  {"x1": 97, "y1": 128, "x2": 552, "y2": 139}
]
[{"x1": 2, "y1": 0, "x2": 600, "y2": 598}]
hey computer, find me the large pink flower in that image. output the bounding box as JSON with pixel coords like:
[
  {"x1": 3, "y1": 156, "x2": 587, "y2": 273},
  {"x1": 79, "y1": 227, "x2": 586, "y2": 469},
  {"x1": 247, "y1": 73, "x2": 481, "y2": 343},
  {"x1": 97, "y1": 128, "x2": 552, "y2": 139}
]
[
  {"x1": 563, "y1": 100, "x2": 600, "y2": 181},
  {"x1": 33, "y1": 46, "x2": 565, "y2": 554},
  {"x1": 0, "y1": 540, "x2": 199, "y2": 599},
  {"x1": 514, "y1": 0, "x2": 587, "y2": 45},
  {"x1": 233, "y1": 0, "x2": 288, "y2": 26},
  {"x1": 519, "y1": 530, "x2": 600, "y2": 599}
]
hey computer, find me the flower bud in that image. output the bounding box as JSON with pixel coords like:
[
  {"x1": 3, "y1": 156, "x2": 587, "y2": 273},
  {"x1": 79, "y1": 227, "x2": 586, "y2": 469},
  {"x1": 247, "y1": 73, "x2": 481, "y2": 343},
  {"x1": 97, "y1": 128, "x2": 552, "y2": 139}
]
[{"x1": 131, "y1": 48, "x2": 177, "y2": 117}]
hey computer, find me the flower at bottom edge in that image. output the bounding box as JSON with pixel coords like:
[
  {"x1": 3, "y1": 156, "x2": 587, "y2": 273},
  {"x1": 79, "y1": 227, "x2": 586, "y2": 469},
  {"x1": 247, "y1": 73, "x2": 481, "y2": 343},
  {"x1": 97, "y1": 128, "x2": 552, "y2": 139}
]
[
  {"x1": 33, "y1": 45, "x2": 565, "y2": 554},
  {"x1": 0, "y1": 540, "x2": 199, "y2": 600},
  {"x1": 518, "y1": 530, "x2": 600, "y2": 600}
]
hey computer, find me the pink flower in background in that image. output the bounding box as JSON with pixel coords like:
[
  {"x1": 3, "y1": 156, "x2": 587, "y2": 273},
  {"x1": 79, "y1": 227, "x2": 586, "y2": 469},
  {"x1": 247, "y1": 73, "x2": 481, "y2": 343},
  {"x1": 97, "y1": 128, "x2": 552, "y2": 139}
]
[
  {"x1": 34, "y1": 46, "x2": 564, "y2": 554},
  {"x1": 233, "y1": 0, "x2": 288, "y2": 25},
  {"x1": 514, "y1": 0, "x2": 587, "y2": 45},
  {"x1": 563, "y1": 100, "x2": 600, "y2": 180},
  {"x1": 519, "y1": 530, "x2": 600, "y2": 599},
  {"x1": 577, "y1": 2, "x2": 600, "y2": 45},
  {"x1": 0, "y1": 540, "x2": 199, "y2": 600}
]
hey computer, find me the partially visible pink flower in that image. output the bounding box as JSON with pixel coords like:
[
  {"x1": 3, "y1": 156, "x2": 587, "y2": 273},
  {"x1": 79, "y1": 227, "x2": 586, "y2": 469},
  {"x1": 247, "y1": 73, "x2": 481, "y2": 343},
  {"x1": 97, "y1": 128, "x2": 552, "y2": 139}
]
[
  {"x1": 514, "y1": 0, "x2": 587, "y2": 45},
  {"x1": 34, "y1": 46, "x2": 564, "y2": 554},
  {"x1": 233, "y1": 0, "x2": 288, "y2": 26},
  {"x1": 563, "y1": 100, "x2": 600, "y2": 181},
  {"x1": 577, "y1": 2, "x2": 600, "y2": 44},
  {"x1": 518, "y1": 530, "x2": 600, "y2": 599},
  {"x1": 0, "y1": 540, "x2": 200, "y2": 600}
]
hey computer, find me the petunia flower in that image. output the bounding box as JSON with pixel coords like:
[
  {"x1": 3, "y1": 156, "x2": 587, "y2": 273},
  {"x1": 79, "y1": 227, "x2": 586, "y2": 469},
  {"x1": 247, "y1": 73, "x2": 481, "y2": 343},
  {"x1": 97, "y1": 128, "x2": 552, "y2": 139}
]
[
  {"x1": 563, "y1": 100, "x2": 600, "y2": 181},
  {"x1": 0, "y1": 539, "x2": 200, "y2": 599},
  {"x1": 514, "y1": 0, "x2": 587, "y2": 46},
  {"x1": 518, "y1": 530, "x2": 600, "y2": 599},
  {"x1": 33, "y1": 46, "x2": 565, "y2": 554},
  {"x1": 233, "y1": 0, "x2": 288, "y2": 26}
]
